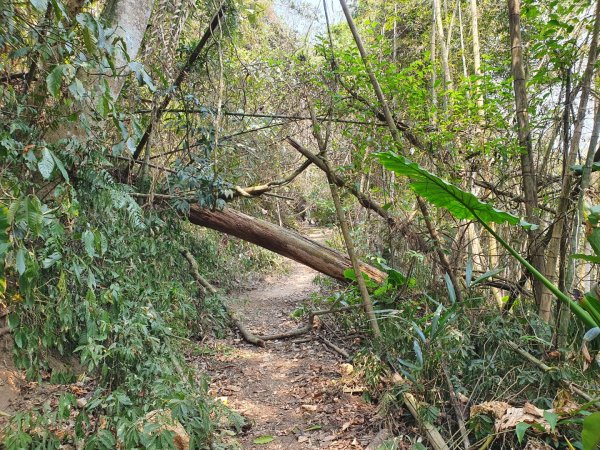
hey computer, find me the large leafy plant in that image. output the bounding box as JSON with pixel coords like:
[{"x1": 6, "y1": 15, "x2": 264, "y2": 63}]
[{"x1": 377, "y1": 151, "x2": 597, "y2": 330}]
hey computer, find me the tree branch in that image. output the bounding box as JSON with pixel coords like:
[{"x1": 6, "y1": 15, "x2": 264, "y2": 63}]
[{"x1": 133, "y1": 3, "x2": 228, "y2": 160}]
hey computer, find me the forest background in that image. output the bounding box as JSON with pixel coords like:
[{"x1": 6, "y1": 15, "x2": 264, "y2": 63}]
[{"x1": 1, "y1": 0, "x2": 600, "y2": 448}]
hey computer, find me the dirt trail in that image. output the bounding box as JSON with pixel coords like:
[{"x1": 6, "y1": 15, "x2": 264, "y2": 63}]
[{"x1": 202, "y1": 228, "x2": 380, "y2": 449}]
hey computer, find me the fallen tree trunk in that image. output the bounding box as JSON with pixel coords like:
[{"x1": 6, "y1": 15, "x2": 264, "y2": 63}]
[{"x1": 187, "y1": 205, "x2": 386, "y2": 283}]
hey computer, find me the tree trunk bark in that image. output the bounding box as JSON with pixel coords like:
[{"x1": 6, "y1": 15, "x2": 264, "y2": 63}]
[
  {"x1": 470, "y1": 0, "x2": 484, "y2": 116},
  {"x1": 507, "y1": 0, "x2": 549, "y2": 316},
  {"x1": 46, "y1": 0, "x2": 154, "y2": 143},
  {"x1": 187, "y1": 205, "x2": 387, "y2": 283},
  {"x1": 433, "y1": 0, "x2": 453, "y2": 108},
  {"x1": 541, "y1": 0, "x2": 600, "y2": 322}
]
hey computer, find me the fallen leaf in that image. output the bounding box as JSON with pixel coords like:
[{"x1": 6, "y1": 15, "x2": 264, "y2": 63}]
[
  {"x1": 253, "y1": 435, "x2": 275, "y2": 444},
  {"x1": 341, "y1": 421, "x2": 353, "y2": 432},
  {"x1": 301, "y1": 404, "x2": 318, "y2": 411}
]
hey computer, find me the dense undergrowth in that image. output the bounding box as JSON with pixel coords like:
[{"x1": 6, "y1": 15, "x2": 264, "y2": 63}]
[
  {"x1": 3, "y1": 0, "x2": 600, "y2": 447},
  {"x1": 0, "y1": 0, "x2": 286, "y2": 446},
  {"x1": 1, "y1": 165, "x2": 279, "y2": 448},
  {"x1": 308, "y1": 249, "x2": 600, "y2": 449}
]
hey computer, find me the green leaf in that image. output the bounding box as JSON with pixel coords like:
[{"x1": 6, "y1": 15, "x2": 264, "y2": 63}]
[
  {"x1": 444, "y1": 273, "x2": 456, "y2": 303},
  {"x1": 465, "y1": 256, "x2": 473, "y2": 288},
  {"x1": 253, "y1": 435, "x2": 275, "y2": 444},
  {"x1": 15, "y1": 247, "x2": 26, "y2": 275},
  {"x1": 543, "y1": 410, "x2": 558, "y2": 432},
  {"x1": 82, "y1": 230, "x2": 96, "y2": 258},
  {"x1": 516, "y1": 422, "x2": 531, "y2": 444},
  {"x1": 30, "y1": 0, "x2": 48, "y2": 13},
  {"x1": 570, "y1": 253, "x2": 600, "y2": 263},
  {"x1": 38, "y1": 147, "x2": 55, "y2": 179},
  {"x1": 582, "y1": 412, "x2": 600, "y2": 450},
  {"x1": 471, "y1": 268, "x2": 504, "y2": 287},
  {"x1": 50, "y1": 150, "x2": 69, "y2": 182},
  {"x1": 377, "y1": 152, "x2": 537, "y2": 229},
  {"x1": 570, "y1": 161, "x2": 600, "y2": 175},
  {"x1": 25, "y1": 197, "x2": 43, "y2": 236},
  {"x1": 128, "y1": 62, "x2": 156, "y2": 92},
  {"x1": 583, "y1": 327, "x2": 600, "y2": 342},
  {"x1": 587, "y1": 227, "x2": 600, "y2": 257},
  {"x1": 46, "y1": 65, "x2": 65, "y2": 98},
  {"x1": 0, "y1": 205, "x2": 8, "y2": 260}
]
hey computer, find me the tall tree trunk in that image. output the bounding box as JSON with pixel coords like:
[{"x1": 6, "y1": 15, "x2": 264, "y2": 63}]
[
  {"x1": 187, "y1": 205, "x2": 386, "y2": 283},
  {"x1": 542, "y1": 0, "x2": 600, "y2": 322},
  {"x1": 470, "y1": 0, "x2": 484, "y2": 116},
  {"x1": 431, "y1": 6, "x2": 439, "y2": 118},
  {"x1": 507, "y1": 0, "x2": 548, "y2": 316},
  {"x1": 434, "y1": 0, "x2": 453, "y2": 109},
  {"x1": 47, "y1": 0, "x2": 154, "y2": 142},
  {"x1": 434, "y1": 0, "x2": 453, "y2": 90}
]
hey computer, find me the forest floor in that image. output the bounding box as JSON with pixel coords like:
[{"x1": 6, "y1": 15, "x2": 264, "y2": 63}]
[{"x1": 195, "y1": 228, "x2": 387, "y2": 450}]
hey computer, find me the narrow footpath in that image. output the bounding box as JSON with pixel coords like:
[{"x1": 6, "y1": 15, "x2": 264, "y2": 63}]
[{"x1": 200, "y1": 229, "x2": 381, "y2": 449}]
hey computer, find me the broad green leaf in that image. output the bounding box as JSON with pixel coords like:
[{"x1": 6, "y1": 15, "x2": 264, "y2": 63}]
[
  {"x1": 7, "y1": 313, "x2": 18, "y2": 328},
  {"x1": 515, "y1": 422, "x2": 531, "y2": 444},
  {"x1": 586, "y1": 227, "x2": 600, "y2": 256},
  {"x1": 82, "y1": 230, "x2": 96, "y2": 258},
  {"x1": 342, "y1": 268, "x2": 378, "y2": 288},
  {"x1": 15, "y1": 247, "x2": 26, "y2": 275},
  {"x1": 582, "y1": 292, "x2": 600, "y2": 326},
  {"x1": 50, "y1": 0, "x2": 67, "y2": 21},
  {"x1": 46, "y1": 65, "x2": 65, "y2": 98},
  {"x1": 0, "y1": 205, "x2": 8, "y2": 291},
  {"x1": 588, "y1": 205, "x2": 600, "y2": 225},
  {"x1": 25, "y1": 197, "x2": 43, "y2": 236},
  {"x1": 582, "y1": 412, "x2": 600, "y2": 450},
  {"x1": 411, "y1": 322, "x2": 426, "y2": 343},
  {"x1": 377, "y1": 152, "x2": 537, "y2": 229},
  {"x1": 0, "y1": 205, "x2": 8, "y2": 256},
  {"x1": 14, "y1": 330, "x2": 24, "y2": 348},
  {"x1": 543, "y1": 410, "x2": 558, "y2": 432},
  {"x1": 50, "y1": 150, "x2": 69, "y2": 182},
  {"x1": 30, "y1": 0, "x2": 48, "y2": 13},
  {"x1": 42, "y1": 252, "x2": 62, "y2": 268},
  {"x1": 430, "y1": 303, "x2": 443, "y2": 337},
  {"x1": 38, "y1": 147, "x2": 55, "y2": 179},
  {"x1": 253, "y1": 435, "x2": 275, "y2": 444}
]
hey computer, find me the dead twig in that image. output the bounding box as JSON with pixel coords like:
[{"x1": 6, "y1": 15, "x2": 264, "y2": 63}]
[
  {"x1": 182, "y1": 249, "x2": 264, "y2": 347},
  {"x1": 317, "y1": 334, "x2": 350, "y2": 359},
  {"x1": 260, "y1": 325, "x2": 312, "y2": 341},
  {"x1": 441, "y1": 365, "x2": 470, "y2": 449},
  {"x1": 503, "y1": 340, "x2": 600, "y2": 407}
]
